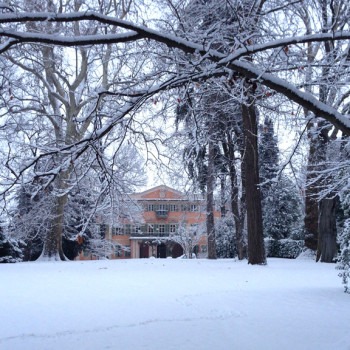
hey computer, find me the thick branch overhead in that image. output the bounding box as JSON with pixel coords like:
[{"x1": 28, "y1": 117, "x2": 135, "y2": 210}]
[{"x1": 0, "y1": 10, "x2": 349, "y2": 134}]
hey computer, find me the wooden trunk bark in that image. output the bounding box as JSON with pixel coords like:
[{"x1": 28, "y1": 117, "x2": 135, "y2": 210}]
[
  {"x1": 206, "y1": 138, "x2": 217, "y2": 259},
  {"x1": 40, "y1": 193, "x2": 67, "y2": 260},
  {"x1": 39, "y1": 171, "x2": 69, "y2": 261},
  {"x1": 223, "y1": 129, "x2": 246, "y2": 260},
  {"x1": 304, "y1": 120, "x2": 336, "y2": 259},
  {"x1": 317, "y1": 197, "x2": 338, "y2": 262},
  {"x1": 304, "y1": 139, "x2": 320, "y2": 251},
  {"x1": 229, "y1": 149, "x2": 246, "y2": 260},
  {"x1": 241, "y1": 103, "x2": 266, "y2": 265}
]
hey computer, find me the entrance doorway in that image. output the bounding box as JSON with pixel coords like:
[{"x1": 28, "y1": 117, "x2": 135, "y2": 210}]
[
  {"x1": 140, "y1": 243, "x2": 149, "y2": 258},
  {"x1": 157, "y1": 243, "x2": 167, "y2": 258}
]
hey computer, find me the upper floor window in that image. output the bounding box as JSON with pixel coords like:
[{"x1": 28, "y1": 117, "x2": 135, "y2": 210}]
[
  {"x1": 170, "y1": 204, "x2": 179, "y2": 212},
  {"x1": 156, "y1": 204, "x2": 168, "y2": 218},
  {"x1": 112, "y1": 227, "x2": 123, "y2": 235},
  {"x1": 158, "y1": 204, "x2": 168, "y2": 211},
  {"x1": 132, "y1": 225, "x2": 142, "y2": 234},
  {"x1": 190, "y1": 204, "x2": 198, "y2": 212}
]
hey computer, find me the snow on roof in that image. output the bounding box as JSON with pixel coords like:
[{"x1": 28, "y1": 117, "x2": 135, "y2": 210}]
[{"x1": 130, "y1": 185, "x2": 204, "y2": 201}]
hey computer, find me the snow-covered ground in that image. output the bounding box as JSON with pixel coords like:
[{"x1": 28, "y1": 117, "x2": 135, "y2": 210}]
[{"x1": 0, "y1": 257, "x2": 349, "y2": 350}]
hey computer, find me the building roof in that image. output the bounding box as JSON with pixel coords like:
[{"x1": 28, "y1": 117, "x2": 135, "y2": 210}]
[{"x1": 131, "y1": 185, "x2": 204, "y2": 201}]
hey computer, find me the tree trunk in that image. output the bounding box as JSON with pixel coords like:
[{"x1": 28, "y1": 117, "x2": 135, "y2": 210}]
[
  {"x1": 206, "y1": 138, "x2": 217, "y2": 259},
  {"x1": 229, "y1": 147, "x2": 246, "y2": 260},
  {"x1": 220, "y1": 176, "x2": 226, "y2": 218},
  {"x1": 304, "y1": 120, "x2": 336, "y2": 259},
  {"x1": 39, "y1": 171, "x2": 69, "y2": 261},
  {"x1": 317, "y1": 197, "x2": 338, "y2": 262},
  {"x1": 304, "y1": 137, "x2": 320, "y2": 251},
  {"x1": 222, "y1": 129, "x2": 246, "y2": 260},
  {"x1": 40, "y1": 194, "x2": 67, "y2": 260},
  {"x1": 241, "y1": 103, "x2": 266, "y2": 265}
]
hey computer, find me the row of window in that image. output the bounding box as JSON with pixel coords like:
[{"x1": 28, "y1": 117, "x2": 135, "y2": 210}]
[
  {"x1": 112, "y1": 223, "x2": 178, "y2": 236},
  {"x1": 112, "y1": 223, "x2": 202, "y2": 236},
  {"x1": 146, "y1": 203, "x2": 200, "y2": 212}
]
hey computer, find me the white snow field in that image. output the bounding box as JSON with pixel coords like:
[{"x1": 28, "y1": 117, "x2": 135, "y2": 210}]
[{"x1": 0, "y1": 257, "x2": 349, "y2": 350}]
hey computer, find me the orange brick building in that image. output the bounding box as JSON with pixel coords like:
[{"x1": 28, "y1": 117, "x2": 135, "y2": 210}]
[{"x1": 79, "y1": 185, "x2": 221, "y2": 260}]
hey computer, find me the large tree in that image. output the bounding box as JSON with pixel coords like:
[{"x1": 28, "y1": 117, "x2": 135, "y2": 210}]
[
  {"x1": 0, "y1": 0, "x2": 148, "y2": 260},
  {"x1": 172, "y1": 0, "x2": 266, "y2": 263},
  {"x1": 287, "y1": 0, "x2": 350, "y2": 261}
]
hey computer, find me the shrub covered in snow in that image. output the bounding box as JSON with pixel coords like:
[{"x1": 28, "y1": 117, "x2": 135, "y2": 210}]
[
  {"x1": 215, "y1": 217, "x2": 236, "y2": 258},
  {"x1": 0, "y1": 231, "x2": 23, "y2": 263},
  {"x1": 265, "y1": 238, "x2": 303, "y2": 259},
  {"x1": 337, "y1": 219, "x2": 350, "y2": 293}
]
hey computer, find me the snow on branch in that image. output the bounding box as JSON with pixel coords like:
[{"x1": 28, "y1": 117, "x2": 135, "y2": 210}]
[
  {"x1": 0, "y1": 30, "x2": 143, "y2": 52},
  {"x1": 1, "y1": 11, "x2": 350, "y2": 57},
  {"x1": 0, "y1": 10, "x2": 350, "y2": 135}
]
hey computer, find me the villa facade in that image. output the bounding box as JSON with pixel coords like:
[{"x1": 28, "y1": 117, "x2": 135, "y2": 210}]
[{"x1": 78, "y1": 185, "x2": 219, "y2": 260}]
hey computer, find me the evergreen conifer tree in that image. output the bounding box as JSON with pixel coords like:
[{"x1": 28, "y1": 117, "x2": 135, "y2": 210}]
[
  {"x1": 215, "y1": 217, "x2": 236, "y2": 258},
  {"x1": 259, "y1": 117, "x2": 279, "y2": 199},
  {"x1": 337, "y1": 219, "x2": 350, "y2": 293},
  {"x1": 259, "y1": 117, "x2": 302, "y2": 241}
]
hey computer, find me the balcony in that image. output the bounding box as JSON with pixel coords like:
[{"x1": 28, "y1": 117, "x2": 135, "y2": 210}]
[{"x1": 155, "y1": 210, "x2": 168, "y2": 218}]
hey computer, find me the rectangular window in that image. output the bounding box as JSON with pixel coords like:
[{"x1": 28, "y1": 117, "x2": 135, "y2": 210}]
[
  {"x1": 124, "y1": 224, "x2": 131, "y2": 235},
  {"x1": 170, "y1": 204, "x2": 179, "y2": 212},
  {"x1": 112, "y1": 227, "x2": 123, "y2": 235},
  {"x1": 132, "y1": 225, "x2": 141, "y2": 234},
  {"x1": 147, "y1": 204, "x2": 155, "y2": 211},
  {"x1": 190, "y1": 204, "x2": 198, "y2": 212},
  {"x1": 158, "y1": 204, "x2": 167, "y2": 211},
  {"x1": 148, "y1": 224, "x2": 154, "y2": 233},
  {"x1": 169, "y1": 224, "x2": 177, "y2": 233},
  {"x1": 159, "y1": 224, "x2": 165, "y2": 234},
  {"x1": 155, "y1": 204, "x2": 168, "y2": 218}
]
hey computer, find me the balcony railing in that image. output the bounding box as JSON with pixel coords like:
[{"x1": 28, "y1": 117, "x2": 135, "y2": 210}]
[
  {"x1": 155, "y1": 210, "x2": 168, "y2": 218},
  {"x1": 130, "y1": 231, "x2": 172, "y2": 238}
]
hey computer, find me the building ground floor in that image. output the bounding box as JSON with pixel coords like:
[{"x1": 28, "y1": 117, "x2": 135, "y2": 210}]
[
  {"x1": 129, "y1": 238, "x2": 185, "y2": 259},
  {"x1": 77, "y1": 234, "x2": 208, "y2": 260}
]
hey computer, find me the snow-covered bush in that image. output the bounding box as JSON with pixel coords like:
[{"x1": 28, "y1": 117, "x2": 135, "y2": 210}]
[
  {"x1": 262, "y1": 177, "x2": 303, "y2": 240},
  {"x1": 337, "y1": 219, "x2": 350, "y2": 293},
  {"x1": 169, "y1": 222, "x2": 205, "y2": 259},
  {"x1": 0, "y1": 229, "x2": 24, "y2": 263},
  {"x1": 215, "y1": 217, "x2": 236, "y2": 258},
  {"x1": 265, "y1": 238, "x2": 303, "y2": 259}
]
